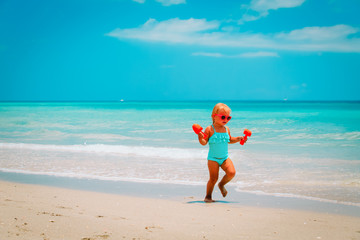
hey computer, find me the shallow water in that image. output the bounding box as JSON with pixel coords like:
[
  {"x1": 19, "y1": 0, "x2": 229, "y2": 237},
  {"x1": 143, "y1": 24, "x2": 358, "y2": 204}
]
[{"x1": 0, "y1": 101, "x2": 359, "y2": 206}]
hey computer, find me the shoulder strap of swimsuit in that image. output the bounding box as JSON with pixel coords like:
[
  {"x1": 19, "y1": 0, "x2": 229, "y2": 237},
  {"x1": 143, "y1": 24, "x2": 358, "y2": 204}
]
[{"x1": 211, "y1": 124, "x2": 216, "y2": 133}]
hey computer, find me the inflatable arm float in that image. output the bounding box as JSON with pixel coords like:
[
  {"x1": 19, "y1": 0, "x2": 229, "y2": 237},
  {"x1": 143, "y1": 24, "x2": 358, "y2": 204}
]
[
  {"x1": 192, "y1": 124, "x2": 208, "y2": 139},
  {"x1": 240, "y1": 129, "x2": 252, "y2": 145}
]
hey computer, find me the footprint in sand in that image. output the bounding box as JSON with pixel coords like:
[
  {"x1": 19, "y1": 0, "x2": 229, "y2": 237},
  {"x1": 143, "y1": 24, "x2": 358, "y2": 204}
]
[
  {"x1": 145, "y1": 225, "x2": 163, "y2": 232},
  {"x1": 81, "y1": 234, "x2": 111, "y2": 240},
  {"x1": 56, "y1": 205, "x2": 72, "y2": 210},
  {"x1": 37, "y1": 212, "x2": 62, "y2": 216}
]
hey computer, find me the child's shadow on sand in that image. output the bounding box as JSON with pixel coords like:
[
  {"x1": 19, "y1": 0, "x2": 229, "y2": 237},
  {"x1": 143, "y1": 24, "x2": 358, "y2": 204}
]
[{"x1": 186, "y1": 200, "x2": 237, "y2": 204}]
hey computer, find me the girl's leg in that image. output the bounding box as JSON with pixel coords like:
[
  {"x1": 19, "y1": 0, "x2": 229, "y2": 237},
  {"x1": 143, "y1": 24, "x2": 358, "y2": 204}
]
[
  {"x1": 218, "y1": 158, "x2": 236, "y2": 198},
  {"x1": 204, "y1": 160, "x2": 219, "y2": 202}
]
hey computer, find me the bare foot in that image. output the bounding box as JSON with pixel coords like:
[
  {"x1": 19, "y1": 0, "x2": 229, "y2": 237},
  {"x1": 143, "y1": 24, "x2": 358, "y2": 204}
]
[
  {"x1": 204, "y1": 197, "x2": 215, "y2": 203},
  {"x1": 218, "y1": 183, "x2": 228, "y2": 198}
]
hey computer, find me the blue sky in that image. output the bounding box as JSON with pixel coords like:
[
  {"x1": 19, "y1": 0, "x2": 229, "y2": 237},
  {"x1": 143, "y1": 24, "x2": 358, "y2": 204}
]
[{"x1": 0, "y1": 0, "x2": 359, "y2": 101}]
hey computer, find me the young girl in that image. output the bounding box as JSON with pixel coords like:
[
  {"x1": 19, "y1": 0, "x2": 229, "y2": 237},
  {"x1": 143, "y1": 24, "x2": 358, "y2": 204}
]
[{"x1": 197, "y1": 103, "x2": 245, "y2": 203}]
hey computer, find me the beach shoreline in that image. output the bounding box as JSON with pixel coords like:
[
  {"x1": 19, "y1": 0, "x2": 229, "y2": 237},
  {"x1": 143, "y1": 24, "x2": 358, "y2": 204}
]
[
  {"x1": 1, "y1": 171, "x2": 360, "y2": 217},
  {"x1": 1, "y1": 171, "x2": 360, "y2": 218},
  {"x1": 1, "y1": 180, "x2": 360, "y2": 240}
]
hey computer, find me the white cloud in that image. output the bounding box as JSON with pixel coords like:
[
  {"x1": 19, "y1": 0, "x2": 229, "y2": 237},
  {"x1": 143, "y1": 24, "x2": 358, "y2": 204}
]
[
  {"x1": 290, "y1": 83, "x2": 307, "y2": 90},
  {"x1": 192, "y1": 51, "x2": 279, "y2": 58},
  {"x1": 107, "y1": 18, "x2": 360, "y2": 53},
  {"x1": 274, "y1": 25, "x2": 360, "y2": 52},
  {"x1": 276, "y1": 24, "x2": 358, "y2": 41},
  {"x1": 107, "y1": 18, "x2": 220, "y2": 44},
  {"x1": 132, "y1": 0, "x2": 185, "y2": 6},
  {"x1": 132, "y1": 0, "x2": 146, "y2": 3},
  {"x1": 192, "y1": 52, "x2": 224, "y2": 58},
  {"x1": 155, "y1": 0, "x2": 186, "y2": 6},
  {"x1": 240, "y1": 0, "x2": 306, "y2": 23},
  {"x1": 248, "y1": 0, "x2": 306, "y2": 12},
  {"x1": 239, "y1": 51, "x2": 279, "y2": 58},
  {"x1": 240, "y1": 14, "x2": 263, "y2": 23}
]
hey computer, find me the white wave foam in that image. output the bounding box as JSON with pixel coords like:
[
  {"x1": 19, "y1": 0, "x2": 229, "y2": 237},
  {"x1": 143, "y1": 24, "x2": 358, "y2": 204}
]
[
  {"x1": 0, "y1": 168, "x2": 205, "y2": 186},
  {"x1": 282, "y1": 131, "x2": 360, "y2": 141},
  {"x1": 0, "y1": 142, "x2": 206, "y2": 160}
]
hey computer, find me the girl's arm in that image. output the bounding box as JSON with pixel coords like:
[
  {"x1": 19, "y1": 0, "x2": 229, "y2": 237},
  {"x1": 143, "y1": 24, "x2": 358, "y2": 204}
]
[
  {"x1": 228, "y1": 127, "x2": 244, "y2": 144},
  {"x1": 198, "y1": 126, "x2": 211, "y2": 146}
]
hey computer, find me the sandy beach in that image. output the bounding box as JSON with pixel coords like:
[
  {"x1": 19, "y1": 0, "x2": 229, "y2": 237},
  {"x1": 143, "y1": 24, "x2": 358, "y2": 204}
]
[{"x1": 0, "y1": 180, "x2": 359, "y2": 240}]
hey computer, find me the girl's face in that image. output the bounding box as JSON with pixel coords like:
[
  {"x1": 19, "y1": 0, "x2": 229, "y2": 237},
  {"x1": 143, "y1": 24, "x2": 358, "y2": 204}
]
[{"x1": 213, "y1": 109, "x2": 231, "y2": 126}]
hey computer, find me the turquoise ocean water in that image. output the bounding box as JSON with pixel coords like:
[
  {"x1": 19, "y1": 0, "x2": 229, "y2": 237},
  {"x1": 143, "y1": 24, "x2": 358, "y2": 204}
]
[{"x1": 0, "y1": 101, "x2": 359, "y2": 206}]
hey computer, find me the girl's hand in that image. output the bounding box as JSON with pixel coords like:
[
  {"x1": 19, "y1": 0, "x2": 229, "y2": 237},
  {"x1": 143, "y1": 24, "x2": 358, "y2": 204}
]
[
  {"x1": 230, "y1": 136, "x2": 243, "y2": 144},
  {"x1": 198, "y1": 132, "x2": 205, "y2": 139},
  {"x1": 239, "y1": 136, "x2": 247, "y2": 143},
  {"x1": 198, "y1": 132, "x2": 208, "y2": 145}
]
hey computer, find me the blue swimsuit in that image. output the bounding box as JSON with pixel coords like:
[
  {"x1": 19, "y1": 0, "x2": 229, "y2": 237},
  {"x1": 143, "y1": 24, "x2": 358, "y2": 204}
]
[{"x1": 208, "y1": 125, "x2": 230, "y2": 166}]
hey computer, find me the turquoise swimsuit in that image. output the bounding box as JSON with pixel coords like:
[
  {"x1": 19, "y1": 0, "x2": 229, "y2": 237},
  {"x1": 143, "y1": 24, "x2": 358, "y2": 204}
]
[{"x1": 208, "y1": 125, "x2": 230, "y2": 166}]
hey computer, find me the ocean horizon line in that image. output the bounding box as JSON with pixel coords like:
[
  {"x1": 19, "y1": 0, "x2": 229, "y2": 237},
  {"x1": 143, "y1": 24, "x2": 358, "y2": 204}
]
[{"x1": 1, "y1": 100, "x2": 360, "y2": 103}]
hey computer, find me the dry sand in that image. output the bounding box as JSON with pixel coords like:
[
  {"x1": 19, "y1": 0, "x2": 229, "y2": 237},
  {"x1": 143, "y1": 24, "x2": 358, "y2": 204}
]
[{"x1": 1, "y1": 180, "x2": 359, "y2": 240}]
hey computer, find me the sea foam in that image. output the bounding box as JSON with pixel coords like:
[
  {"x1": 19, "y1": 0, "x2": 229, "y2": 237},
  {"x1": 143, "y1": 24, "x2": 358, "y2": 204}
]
[{"x1": 0, "y1": 142, "x2": 206, "y2": 160}]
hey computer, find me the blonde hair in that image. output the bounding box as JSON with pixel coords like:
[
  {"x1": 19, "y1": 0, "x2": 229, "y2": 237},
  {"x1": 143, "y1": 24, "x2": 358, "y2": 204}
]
[{"x1": 211, "y1": 103, "x2": 231, "y2": 123}]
